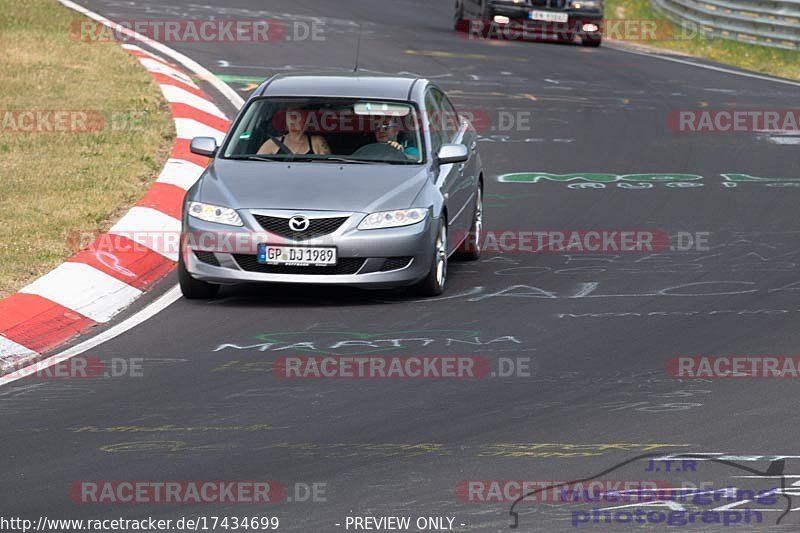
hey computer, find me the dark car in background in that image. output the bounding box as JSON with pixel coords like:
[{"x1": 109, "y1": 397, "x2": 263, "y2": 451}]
[{"x1": 455, "y1": 0, "x2": 604, "y2": 47}]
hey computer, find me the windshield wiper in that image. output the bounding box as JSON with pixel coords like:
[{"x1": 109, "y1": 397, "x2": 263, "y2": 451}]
[
  {"x1": 228, "y1": 154, "x2": 288, "y2": 162},
  {"x1": 229, "y1": 155, "x2": 395, "y2": 165},
  {"x1": 289, "y1": 156, "x2": 375, "y2": 165}
]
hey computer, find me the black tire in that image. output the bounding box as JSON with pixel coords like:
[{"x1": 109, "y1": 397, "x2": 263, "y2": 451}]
[
  {"x1": 454, "y1": 0, "x2": 468, "y2": 32},
  {"x1": 582, "y1": 35, "x2": 602, "y2": 47},
  {"x1": 411, "y1": 219, "x2": 447, "y2": 297},
  {"x1": 479, "y1": 1, "x2": 494, "y2": 36},
  {"x1": 480, "y1": 0, "x2": 493, "y2": 22},
  {"x1": 179, "y1": 251, "x2": 220, "y2": 299},
  {"x1": 455, "y1": 186, "x2": 483, "y2": 261}
]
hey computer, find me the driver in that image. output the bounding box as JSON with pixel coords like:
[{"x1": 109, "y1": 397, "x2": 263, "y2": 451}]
[
  {"x1": 258, "y1": 107, "x2": 330, "y2": 155},
  {"x1": 374, "y1": 118, "x2": 420, "y2": 159},
  {"x1": 375, "y1": 118, "x2": 404, "y2": 151}
]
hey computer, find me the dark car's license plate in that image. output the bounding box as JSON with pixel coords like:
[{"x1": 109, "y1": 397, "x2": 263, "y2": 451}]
[{"x1": 529, "y1": 10, "x2": 568, "y2": 22}]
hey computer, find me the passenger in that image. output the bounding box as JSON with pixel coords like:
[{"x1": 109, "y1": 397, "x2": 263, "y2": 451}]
[{"x1": 258, "y1": 107, "x2": 330, "y2": 155}]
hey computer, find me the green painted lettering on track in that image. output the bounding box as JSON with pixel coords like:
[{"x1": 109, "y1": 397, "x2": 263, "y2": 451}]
[
  {"x1": 721, "y1": 173, "x2": 800, "y2": 183},
  {"x1": 498, "y1": 173, "x2": 703, "y2": 183}
]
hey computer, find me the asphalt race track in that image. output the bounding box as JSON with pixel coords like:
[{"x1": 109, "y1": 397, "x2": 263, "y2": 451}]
[{"x1": 3, "y1": 0, "x2": 800, "y2": 531}]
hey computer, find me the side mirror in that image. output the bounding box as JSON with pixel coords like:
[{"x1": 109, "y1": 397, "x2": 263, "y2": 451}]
[
  {"x1": 190, "y1": 137, "x2": 218, "y2": 158},
  {"x1": 437, "y1": 144, "x2": 468, "y2": 165}
]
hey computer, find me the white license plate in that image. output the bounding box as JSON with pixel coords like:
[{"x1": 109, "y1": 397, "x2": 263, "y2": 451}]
[
  {"x1": 258, "y1": 244, "x2": 337, "y2": 266},
  {"x1": 529, "y1": 10, "x2": 569, "y2": 23}
]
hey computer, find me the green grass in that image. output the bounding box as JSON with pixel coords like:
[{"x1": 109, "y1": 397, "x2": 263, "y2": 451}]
[
  {"x1": 0, "y1": 0, "x2": 174, "y2": 297},
  {"x1": 605, "y1": 0, "x2": 800, "y2": 80}
]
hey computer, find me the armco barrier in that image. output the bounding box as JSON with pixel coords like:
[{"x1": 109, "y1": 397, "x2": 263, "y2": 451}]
[{"x1": 651, "y1": 0, "x2": 800, "y2": 50}]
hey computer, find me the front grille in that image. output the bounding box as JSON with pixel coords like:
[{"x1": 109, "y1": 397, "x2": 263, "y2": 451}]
[
  {"x1": 529, "y1": 0, "x2": 566, "y2": 8},
  {"x1": 194, "y1": 250, "x2": 220, "y2": 267},
  {"x1": 232, "y1": 255, "x2": 366, "y2": 275},
  {"x1": 253, "y1": 215, "x2": 349, "y2": 241},
  {"x1": 379, "y1": 257, "x2": 413, "y2": 272}
]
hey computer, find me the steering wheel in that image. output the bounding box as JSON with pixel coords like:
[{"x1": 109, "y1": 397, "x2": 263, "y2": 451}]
[{"x1": 351, "y1": 142, "x2": 409, "y2": 161}]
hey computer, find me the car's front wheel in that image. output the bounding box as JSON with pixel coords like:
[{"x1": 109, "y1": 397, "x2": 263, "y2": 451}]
[
  {"x1": 412, "y1": 219, "x2": 447, "y2": 296},
  {"x1": 455, "y1": 187, "x2": 483, "y2": 261},
  {"x1": 582, "y1": 35, "x2": 602, "y2": 47},
  {"x1": 179, "y1": 250, "x2": 220, "y2": 299}
]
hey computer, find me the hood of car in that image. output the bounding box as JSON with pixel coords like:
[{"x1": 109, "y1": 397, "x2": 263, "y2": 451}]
[{"x1": 196, "y1": 160, "x2": 430, "y2": 214}]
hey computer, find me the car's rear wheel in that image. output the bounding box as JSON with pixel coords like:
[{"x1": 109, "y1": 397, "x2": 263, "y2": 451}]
[
  {"x1": 582, "y1": 35, "x2": 602, "y2": 47},
  {"x1": 454, "y1": 0, "x2": 468, "y2": 31},
  {"x1": 480, "y1": 1, "x2": 494, "y2": 36},
  {"x1": 412, "y1": 219, "x2": 447, "y2": 296},
  {"x1": 179, "y1": 250, "x2": 220, "y2": 299},
  {"x1": 455, "y1": 187, "x2": 483, "y2": 261},
  {"x1": 480, "y1": 0, "x2": 493, "y2": 22}
]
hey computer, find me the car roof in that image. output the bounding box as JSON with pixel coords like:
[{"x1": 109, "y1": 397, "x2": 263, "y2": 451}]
[{"x1": 256, "y1": 73, "x2": 424, "y2": 101}]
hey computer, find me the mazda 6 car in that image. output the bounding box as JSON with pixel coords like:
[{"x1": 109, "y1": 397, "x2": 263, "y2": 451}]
[{"x1": 179, "y1": 74, "x2": 484, "y2": 298}]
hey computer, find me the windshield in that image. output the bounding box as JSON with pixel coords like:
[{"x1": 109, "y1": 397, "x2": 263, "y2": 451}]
[{"x1": 221, "y1": 98, "x2": 424, "y2": 165}]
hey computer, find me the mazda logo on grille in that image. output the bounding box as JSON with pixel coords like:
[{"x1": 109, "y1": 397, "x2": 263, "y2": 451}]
[{"x1": 288, "y1": 215, "x2": 311, "y2": 232}]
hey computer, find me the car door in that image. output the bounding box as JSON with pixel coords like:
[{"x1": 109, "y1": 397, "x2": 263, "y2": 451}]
[
  {"x1": 432, "y1": 87, "x2": 477, "y2": 238},
  {"x1": 425, "y1": 87, "x2": 459, "y2": 253}
]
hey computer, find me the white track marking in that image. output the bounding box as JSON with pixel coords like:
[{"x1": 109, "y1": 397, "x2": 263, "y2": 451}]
[
  {"x1": 0, "y1": 286, "x2": 183, "y2": 386},
  {"x1": 137, "y1": 57, "x2": 198, "y2": 87},
  {"x1": 608, "y1": 44, "x2": 800, "y2": 89},
  {"x1": 59, "y1": 0, "x2": 245, "y2": 109},
  {"x1": 0, "y1": 338, "x2": 39, "y2": 374},
  {"x1": 174, "y1": 117, "x2": 227, "y2": 141},
  {"x1": 109, "y1": 207, "x2": 182, "y2": 261},
  {"x1": 156, "y1": 159, "x2": 206, "y2": 190},
  {"x1": 0, "y1": 1, "x2": 242, "y2": 387},
  {"x1": 159, "y1": 85, "x2": 228, "y2": 118},
  {"x1": 19, "y1": 263, "x2": 143, "y2": 323},
  {"x1": 121, "y1": 44, "x2": 159, "y2": 59}
]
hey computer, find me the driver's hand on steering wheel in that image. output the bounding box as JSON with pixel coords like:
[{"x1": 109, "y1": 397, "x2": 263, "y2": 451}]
[{"x1": 387, "y1": 141, "x2": 403, "y2": 151}]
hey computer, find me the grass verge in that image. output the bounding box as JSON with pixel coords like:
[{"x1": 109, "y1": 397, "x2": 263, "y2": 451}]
[
  {"x1": 0, "y1": 0, "x2": 174, "y2": 297},
  {"x1": 605, "y1": 0, "x2": 800, "y2": 81}
]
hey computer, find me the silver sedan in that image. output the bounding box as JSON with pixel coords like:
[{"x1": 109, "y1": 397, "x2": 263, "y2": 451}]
[{"x1": 180, "y1": 74, "x2": 484, "y2": 298}]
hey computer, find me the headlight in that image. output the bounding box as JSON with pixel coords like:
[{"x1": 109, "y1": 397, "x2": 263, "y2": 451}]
[
  {"x1": 358, "y1": 208, "x2": 428, "y2": 230},
  {"x1": 573, "y1": 0, "x2": 600, "y2": 8},
  {"x1": 188, "y1": 201, "x2": 243, "y2": 226}
]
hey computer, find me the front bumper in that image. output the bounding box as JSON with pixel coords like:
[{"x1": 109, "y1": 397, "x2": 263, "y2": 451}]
[
  {"x1": 182, "y1": 210, "x2": 436, "y2": 289},
  {"x1": 487, "y1": 1, "x2": 603, "y2": 35}
]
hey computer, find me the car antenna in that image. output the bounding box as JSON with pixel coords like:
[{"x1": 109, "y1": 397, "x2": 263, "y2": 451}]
[{"x1": 353, "y1": 24, "x2": 363, "y2": 73}]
